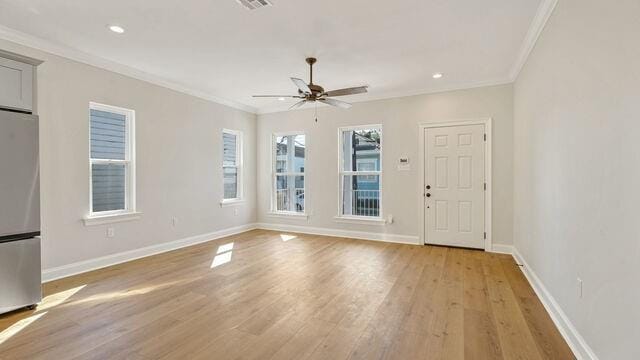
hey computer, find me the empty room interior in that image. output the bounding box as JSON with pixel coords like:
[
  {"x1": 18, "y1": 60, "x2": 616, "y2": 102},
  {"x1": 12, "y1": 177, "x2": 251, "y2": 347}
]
[{"x1": 0, "y1": 0, "x2": 637, "y2": 359}]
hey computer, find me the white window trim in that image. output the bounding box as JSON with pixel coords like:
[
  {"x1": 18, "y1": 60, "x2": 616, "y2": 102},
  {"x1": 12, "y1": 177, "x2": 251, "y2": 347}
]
[
  {"x1": 85, "y1": 102, "x2": 137, "y2": 225},
  {"x1": 267, "y1": 211, "x2": 309, "y2": 220},
  {"x1": 220, "y1": 199, "x2": 245, "y2": 207},
  {"x1": 271, "y1": 131, "x2": 307, "y2": 215},
  {"x1": 83, "y1": 211, "x2": 142, "y2": 226},
  {"x1": 337, "y1": 124, "x2": 383, "y2": 221},
  {"x1": 333, "y1": 215, "x2": 386, "y2": 225},
  {"x1": 221, "y1": 128, "x2": 243, "y2": 204}
]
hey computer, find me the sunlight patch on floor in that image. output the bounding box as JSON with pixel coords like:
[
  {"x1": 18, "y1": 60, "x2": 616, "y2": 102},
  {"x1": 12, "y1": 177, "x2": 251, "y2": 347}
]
[
  {"x1": 0, "y1": 312, "x2": 47, "y2": 345},
  {"x1": 37, "y1": 285, "x2": 86, "y2": 312},
  {"x1": 65, "y1": 280, "x2": 185, "y2": 306},
  {"x1": 280, "y1": 234, "x2": 297, "y2": 242},
  {"x1": 217, "y1": 242, "x2": 234, "y2": 254},
  {"x1": 211, "y1": 242, "x2": 234, "y2": 268},
  {"x1": 211, "y1": 251, "x2": 232, "y2": 268}
]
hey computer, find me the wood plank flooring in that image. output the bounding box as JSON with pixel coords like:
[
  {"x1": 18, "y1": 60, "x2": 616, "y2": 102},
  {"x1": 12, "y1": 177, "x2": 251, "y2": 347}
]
[{"x1": 0, "y1": 230, "x2": 574, "y2": 359}]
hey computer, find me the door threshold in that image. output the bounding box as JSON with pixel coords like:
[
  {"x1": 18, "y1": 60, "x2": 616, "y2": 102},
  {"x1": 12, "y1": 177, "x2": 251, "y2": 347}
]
[{"x1": 424, "y1": 243, "x2": 485, "y2": 251}]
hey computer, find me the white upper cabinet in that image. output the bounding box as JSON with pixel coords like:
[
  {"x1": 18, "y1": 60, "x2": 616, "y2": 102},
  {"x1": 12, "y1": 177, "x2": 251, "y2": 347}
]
[{"x1": 0, "y1": 56, "x2": 34, "y2": 112}]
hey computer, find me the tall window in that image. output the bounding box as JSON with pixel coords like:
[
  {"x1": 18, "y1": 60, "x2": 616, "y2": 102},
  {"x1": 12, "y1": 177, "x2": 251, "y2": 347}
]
[
  {"x1": 222, "y1": 129, "x2": 243, "y2": 201},
  {"x1": 272, "y1": 133, "x2": 305, "y2": 213},
  {"x1": 339, "y1": 126, "x2": 382, "y2": 218},
  {"x1": 89, "y1": 103, "x2": 135, "y2": 215}
]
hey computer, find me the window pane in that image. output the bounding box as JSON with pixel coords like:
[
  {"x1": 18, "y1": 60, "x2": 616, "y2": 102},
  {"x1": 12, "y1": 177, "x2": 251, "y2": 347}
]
[
  {"x1": 90, "y1": 109, "x2": 126, "y2": 160},
  {"x1": 223, "y1": 132, "x2": 237, "y2": 166},
  {"x1": 294, "y1": 175, "x2": 304, "y2": 212},
  {"x1": 275, "y1": 175, "x2": 289, "y2": 211},
  {"x1": 224, "y1": 166, "x2": 238, "y2": 199},
  {"x1": 92, "y1": 163, "x2": 126, "y2": 212},
  {"x1": 341, "y1": 175, "x2": 380, "y2": 217},
  {"x1": 341, "y1": 128, "x2": 381, "y2": 172},
  {"x1": 274, "y1": 175, "x2": 304, "y2": 213},
  {"x1": 275, "y1": 136, "x2": 288, "y2": 173},
  {"x1": 293, "y1": 135, "x2": 305, "y2": 173}
]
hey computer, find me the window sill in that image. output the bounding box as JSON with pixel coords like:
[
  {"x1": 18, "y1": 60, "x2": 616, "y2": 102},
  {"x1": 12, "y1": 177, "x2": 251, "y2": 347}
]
[
  {"x1": 220, "y1": 199, "x2": 245, "y2": 207},
  {"x1": 267, "y1": 211, "x2": 309, "y2": 220},
  {"x1": 83, "y1": 211, "x2": 142, "y2": 226},
  {"x1": 333, "y1": 215, "x2": 386, "y2": 225}
]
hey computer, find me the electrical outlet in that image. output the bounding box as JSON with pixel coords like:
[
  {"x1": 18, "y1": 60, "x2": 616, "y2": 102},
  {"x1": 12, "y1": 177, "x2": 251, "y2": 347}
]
[
  {"x1": 172, "y1": 217, "x2": 178, "y2": 227},
  {"x1": 107, "y1": 227, "x2": 115, "y2": 238},
  {"x1": 577, "y1": 278, "x2": 583, "y2": 298}
]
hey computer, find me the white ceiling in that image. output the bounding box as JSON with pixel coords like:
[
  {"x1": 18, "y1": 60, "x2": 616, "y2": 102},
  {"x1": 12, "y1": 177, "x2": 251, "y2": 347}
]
[{"x1": 0, "y1": 0, "x2": 543, "y2": 113}]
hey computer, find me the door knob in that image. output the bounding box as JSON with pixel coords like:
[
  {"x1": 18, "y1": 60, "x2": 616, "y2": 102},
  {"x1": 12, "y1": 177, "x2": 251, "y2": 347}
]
[
  {"x1": 426, "y1": 193, "x2": 431, "y2": 197},
  {"x1": 426, "y1": 185, "x2": 431, "y2": 189}
]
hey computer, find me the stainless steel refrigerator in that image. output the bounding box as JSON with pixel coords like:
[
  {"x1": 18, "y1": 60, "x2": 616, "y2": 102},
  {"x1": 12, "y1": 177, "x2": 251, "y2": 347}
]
[{"x1": 0, "y1": 109, "x2": 42, "y2": 314}]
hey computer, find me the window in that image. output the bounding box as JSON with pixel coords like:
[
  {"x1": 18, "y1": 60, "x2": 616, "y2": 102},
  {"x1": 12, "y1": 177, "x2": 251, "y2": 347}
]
[
  {"x1": 222, "y1": 129, "x2": 243, "y2": 202},
  {"x1": 89, "y1": 103, "x2": 135, "y2": 216},
  {"x1": 339, "y1": 126, "x2": 382, "y2": 218},
  {"x1": 272, "y1": 133, "x2": 305, "y2": 214}
]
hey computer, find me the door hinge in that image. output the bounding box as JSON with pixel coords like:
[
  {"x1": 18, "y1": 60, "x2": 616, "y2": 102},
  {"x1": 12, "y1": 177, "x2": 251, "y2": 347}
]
[
  {"x1": 484, "y1": 133, "x2": 487, "y2": 141},
  {"x1": 484, "y1": 182, "x2": 487, "y2": 191},
  {"x1": 484, "y1": 232, "x2": 487, "y2": 239}
]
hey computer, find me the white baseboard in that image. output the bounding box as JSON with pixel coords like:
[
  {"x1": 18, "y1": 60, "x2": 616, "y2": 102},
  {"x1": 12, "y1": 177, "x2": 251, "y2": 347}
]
[
  {"x1": 512, "y1": 249, "x2": 599, "y2": 360},
  {"x1": 42, "y1": 223, "x2": 258, "y2": 283},
  {"x1": 255, "y1": 222, "x2": 420, "y2": 245},
  {"x1": 489, "y1": 244, "x2": 514, "y2": 254}
]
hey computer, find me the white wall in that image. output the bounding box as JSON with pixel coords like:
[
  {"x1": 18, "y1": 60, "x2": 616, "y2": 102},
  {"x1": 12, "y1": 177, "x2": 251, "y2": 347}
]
[
  {"x1": 0, "y1": 39, "x2": 257, "y2": 271},
  {"x1": 257, "y1": 84, "x2": 514, "y2": 246},
  {"x1": 513, "y1": 0, "x2": 640, "y2": 359}
]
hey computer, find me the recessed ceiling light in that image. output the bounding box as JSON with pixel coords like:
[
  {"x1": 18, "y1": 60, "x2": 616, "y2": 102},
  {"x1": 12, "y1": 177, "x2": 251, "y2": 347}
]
[
  {"x1": 278, "y1": 97, "x2": 286, "y2": 101},
  {"x1": 432, "y1": 73, "x2": 443, "y2": 79},
  {"x1": 108, "y1": 25, "x2": 125, "y2": 34}
]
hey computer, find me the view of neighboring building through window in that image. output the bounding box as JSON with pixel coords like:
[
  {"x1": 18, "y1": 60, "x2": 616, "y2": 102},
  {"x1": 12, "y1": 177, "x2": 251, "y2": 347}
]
[
  {"x1": 273, "y1": 134, "x2": 305, "y2": 213},
  {"x1": 89, "y1": 103, "x2": 135, "y2": 214},
  {"x1": 223, "y1": 129, "x2": 242, "y2": 200},
  {"x1": 340, "y1": 126, "x2": 382, "y2": 217}
]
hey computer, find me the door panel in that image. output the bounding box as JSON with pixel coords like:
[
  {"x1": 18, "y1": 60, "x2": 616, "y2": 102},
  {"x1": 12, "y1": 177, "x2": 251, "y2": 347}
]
[
  {"x1": 435, "y1": 200, "x2": 448, "y2": 231},
  {"x1": 435, "y1": 157, "x2": 448, "y2": 188},
  {"x1": 458, "y1": 201, "x2": 472, "y2": 233},
  {"x1": 424, "y1": 124, "x2": 485, "y2": 249}
]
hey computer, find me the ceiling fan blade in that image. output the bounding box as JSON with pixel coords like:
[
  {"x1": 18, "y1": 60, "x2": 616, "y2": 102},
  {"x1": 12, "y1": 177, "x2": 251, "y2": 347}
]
[
  {"x1": 319, "y1": 98, "x2": 352, "y2": 109},
  {"x1": 291, "y1": 78, "x2": 312, "y2": 94},
  {"x1": 289, "y1": 100, "x2": 307, "y2": 110},
  {"x1": 252, "y1": 95, "x2": 302, "y2": 98},
  {"x1": 324, "y1": 86, "x2": 368, "y2": 97}
]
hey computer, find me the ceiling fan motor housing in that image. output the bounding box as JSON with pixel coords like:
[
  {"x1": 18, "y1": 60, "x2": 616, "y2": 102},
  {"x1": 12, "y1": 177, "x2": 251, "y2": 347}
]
[{"x1": 300, "y1": 84, "x2": 325, "y2": 100}]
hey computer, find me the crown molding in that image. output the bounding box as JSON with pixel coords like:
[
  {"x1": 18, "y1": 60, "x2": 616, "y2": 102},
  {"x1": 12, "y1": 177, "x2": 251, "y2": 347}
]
[
  {"x1": 0, "y1": 25, "x2": 258, "y2": 114},
  {"x1": 256, "y1": 77, "x2": 513, "y2": 115},
  {"x1": 509, "y1": 0, "x2": 559, "y2": 81}
]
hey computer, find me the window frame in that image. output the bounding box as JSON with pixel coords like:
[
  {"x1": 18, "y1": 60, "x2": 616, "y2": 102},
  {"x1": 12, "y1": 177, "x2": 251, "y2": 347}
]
[
  {"x1": 88, "y1": 102, "x2": 136, "y2": 218},
  {"x1": 271, "y1": 131, "x2": 307, "y2": 216},
  {"x1": 221, "y1": 128, "x2": 243, "y2": 204},
  {"x1": 337, "y1": 124, "x2": 383, "y2": 220}
]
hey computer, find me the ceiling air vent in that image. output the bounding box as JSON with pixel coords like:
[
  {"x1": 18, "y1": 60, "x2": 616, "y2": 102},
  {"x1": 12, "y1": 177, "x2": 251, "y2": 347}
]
[{"x1": 236, "y1": 0, "x2": 273, "y2": 10}]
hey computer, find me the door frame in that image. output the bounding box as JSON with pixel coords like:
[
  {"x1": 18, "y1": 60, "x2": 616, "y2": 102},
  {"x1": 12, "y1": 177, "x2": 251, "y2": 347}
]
[{"x1": 418, "y1": 118, "x2": 492, "y2": 251}]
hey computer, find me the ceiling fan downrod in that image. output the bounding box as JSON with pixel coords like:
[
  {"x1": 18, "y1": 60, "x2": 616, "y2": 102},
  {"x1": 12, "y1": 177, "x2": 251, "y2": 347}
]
[{"x1": 306, "y1": 57, "x2": 316, "y2": 85}]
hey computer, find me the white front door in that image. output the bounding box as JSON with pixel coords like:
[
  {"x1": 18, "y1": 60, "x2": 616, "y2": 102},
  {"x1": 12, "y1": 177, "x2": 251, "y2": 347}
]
[{"x1": 424, "y1": 124, "x2": 485, "y2": 249}]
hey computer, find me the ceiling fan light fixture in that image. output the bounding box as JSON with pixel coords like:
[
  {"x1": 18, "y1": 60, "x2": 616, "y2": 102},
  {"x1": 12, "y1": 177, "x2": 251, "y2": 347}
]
[
  {"x1": 432, "y1": 72, "x2": 444, "y2": 79},
  {"x1": 108, "y1": 25, "x2": 125, "y2": 34}
]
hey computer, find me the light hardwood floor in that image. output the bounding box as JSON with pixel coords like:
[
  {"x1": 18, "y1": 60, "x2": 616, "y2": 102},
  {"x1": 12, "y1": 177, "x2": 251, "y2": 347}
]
[{"x1": 0, "y1": 230, "x2": 574, "y2": 359}]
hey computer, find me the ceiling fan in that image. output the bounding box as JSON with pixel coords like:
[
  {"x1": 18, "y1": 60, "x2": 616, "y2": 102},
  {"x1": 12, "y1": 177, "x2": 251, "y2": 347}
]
[{"x1": 252, "y1": 57, "x2": 369, "y2": 110}]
